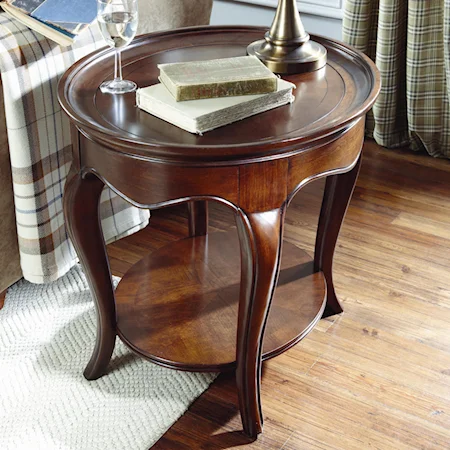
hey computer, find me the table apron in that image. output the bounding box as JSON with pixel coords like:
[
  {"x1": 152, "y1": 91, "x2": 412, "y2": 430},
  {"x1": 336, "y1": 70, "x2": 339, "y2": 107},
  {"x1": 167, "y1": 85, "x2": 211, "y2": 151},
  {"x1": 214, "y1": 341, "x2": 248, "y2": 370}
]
[
  {"x1": 287, "y1": 117, "x2": 365, "y2": 203},
  {"x1": 80, "y1": 134, "x2": 240, "y2": 208},
  {"x1": 78, "y1": 117, "x2": 364, "y2": 212}
]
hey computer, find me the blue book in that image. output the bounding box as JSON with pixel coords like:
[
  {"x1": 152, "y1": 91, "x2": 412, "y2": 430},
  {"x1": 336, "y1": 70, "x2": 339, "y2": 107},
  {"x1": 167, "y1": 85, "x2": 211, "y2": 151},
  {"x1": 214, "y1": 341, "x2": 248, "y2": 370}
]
[
  {"x1": 33, "y1": 0, "x2": 96, "y2": 33},
  {"x1": 1, "y1": 0, "x2": 97, "y2": 45}
]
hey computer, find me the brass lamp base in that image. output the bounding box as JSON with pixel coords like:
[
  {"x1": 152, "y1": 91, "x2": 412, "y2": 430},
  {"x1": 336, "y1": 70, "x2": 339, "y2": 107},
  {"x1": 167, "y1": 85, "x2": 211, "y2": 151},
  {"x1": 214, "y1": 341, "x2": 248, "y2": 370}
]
[
  {"x1": 247, "y1": 37, "x2": 327, "y2": 74},
  {"x1": 247, "y1": 0, "x2": 327, "y2": 74}
]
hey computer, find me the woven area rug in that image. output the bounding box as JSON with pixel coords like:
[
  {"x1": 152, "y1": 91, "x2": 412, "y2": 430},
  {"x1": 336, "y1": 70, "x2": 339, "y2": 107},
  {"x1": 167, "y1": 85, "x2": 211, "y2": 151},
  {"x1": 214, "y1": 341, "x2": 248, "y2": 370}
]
[{"x1": 0, "y1": 265, "x2": 216, "y2": 450}]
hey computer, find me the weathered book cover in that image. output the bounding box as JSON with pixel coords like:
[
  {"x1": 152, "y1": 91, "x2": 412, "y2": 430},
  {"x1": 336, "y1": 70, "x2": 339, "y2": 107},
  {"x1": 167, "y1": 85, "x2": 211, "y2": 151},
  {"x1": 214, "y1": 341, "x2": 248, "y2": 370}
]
[
  {"x1": 3, "y1": 0, "x2": 96, "y2": 37},
  {"x1": 136, "y1": 78, "x2": 295, "y2": 134},
  {"x1": 158, "y1": 56, "x2": 278, "y2": 102}
]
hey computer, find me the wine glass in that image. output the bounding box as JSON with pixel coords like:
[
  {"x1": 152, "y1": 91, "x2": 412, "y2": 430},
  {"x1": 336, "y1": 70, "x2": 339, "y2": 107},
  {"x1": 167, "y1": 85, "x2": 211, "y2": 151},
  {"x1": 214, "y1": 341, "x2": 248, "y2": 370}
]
[{"x1": 97, "y1": 0, "x2": 138, "y2": 94}]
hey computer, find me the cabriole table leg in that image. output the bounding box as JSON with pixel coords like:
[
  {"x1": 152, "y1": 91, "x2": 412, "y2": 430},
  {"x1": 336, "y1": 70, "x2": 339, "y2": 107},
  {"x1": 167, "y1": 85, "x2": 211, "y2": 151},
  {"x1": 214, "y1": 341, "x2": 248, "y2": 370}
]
[
  {"x1": 64, "y1": 168, "x2": 116, "y2": 380},
  {"x1": 314, "y1": 154, "x2": 362, "y2": 316},
  {"x1": 188, "y1": 200, "x2": 208, "y2": 237},
  {"x1": 235, "y1": 208, "x2": 285, "y2": 439}
]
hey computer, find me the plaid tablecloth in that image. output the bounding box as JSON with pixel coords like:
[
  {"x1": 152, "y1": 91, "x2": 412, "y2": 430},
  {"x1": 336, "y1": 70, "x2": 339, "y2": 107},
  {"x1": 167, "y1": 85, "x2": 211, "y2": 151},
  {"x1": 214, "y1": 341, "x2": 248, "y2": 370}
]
[{"x1": 0, "y1": 13, "x2": 150, "y2": 284}]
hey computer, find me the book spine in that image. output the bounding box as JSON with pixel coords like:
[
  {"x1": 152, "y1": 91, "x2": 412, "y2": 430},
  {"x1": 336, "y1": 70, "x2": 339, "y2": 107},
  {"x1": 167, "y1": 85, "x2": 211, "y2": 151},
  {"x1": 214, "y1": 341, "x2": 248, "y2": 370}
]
[{"x1": 177, "y1": 78, "x2": 277, "y2": 102}]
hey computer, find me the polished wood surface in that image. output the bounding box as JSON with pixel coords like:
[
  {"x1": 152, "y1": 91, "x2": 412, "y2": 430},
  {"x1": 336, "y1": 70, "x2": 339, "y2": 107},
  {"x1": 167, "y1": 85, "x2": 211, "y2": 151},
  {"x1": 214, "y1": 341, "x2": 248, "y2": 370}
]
[
  {"x1": 315, "y1": 155, "x2": 362, "y2": 316},
  {"x1": 58, "y1": 26, "x2": 379, "y2": 163},
  {"x1": 116, "y1": 230, "x2": 325, "y2": 371},
  {"x1": 188, "y1": 201, "x2": 208, "y2": 237},
  {"x1": 64, "y1": 169, "x2": 116, "y2": 380},
  {"x1": 59, "y1": 26, "x2": 380, "y2": 439},
  {"x1": 106, "y1": 142, "x2": 450, "y2": 449}
]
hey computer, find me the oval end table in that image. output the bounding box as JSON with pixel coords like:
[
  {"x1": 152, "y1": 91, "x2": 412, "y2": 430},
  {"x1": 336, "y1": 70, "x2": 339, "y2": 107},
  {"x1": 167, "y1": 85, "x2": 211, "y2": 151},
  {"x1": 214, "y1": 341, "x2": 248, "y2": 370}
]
[{"x1": 58, "y1": 26, "x2": 380, "y2": 440}]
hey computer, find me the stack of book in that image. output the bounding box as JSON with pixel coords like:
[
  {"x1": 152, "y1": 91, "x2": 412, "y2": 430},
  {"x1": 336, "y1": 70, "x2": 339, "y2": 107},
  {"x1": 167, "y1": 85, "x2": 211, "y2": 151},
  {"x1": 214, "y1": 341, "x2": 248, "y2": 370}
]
[{"x1": 136, "y1": 56, "x2": 296, "y2": 135}]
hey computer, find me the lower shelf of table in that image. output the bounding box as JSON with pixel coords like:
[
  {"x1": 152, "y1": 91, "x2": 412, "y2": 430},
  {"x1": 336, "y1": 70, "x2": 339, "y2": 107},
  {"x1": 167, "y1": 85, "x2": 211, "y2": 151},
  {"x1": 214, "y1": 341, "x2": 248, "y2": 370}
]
[{"x1": 115, "y1": 230, "x2": 326, "y2": 372}]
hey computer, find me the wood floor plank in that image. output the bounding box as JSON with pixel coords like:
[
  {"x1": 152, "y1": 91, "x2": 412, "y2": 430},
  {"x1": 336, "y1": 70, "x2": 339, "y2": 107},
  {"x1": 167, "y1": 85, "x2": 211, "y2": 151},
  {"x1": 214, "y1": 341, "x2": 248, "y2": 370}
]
[
  {"x1": 107, "y1": 141, "x2": 450, "y2": 449},
  {"x1": 392, "y1": 212, "x2": 450, "y2": 241}
]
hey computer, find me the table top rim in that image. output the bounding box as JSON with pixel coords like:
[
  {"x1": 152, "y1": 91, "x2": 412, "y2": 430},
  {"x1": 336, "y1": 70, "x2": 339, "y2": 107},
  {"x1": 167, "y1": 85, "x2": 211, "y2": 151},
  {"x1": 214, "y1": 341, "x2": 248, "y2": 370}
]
[{"x1": 58, "y1": 25, "x2": 380, "y2": 161}]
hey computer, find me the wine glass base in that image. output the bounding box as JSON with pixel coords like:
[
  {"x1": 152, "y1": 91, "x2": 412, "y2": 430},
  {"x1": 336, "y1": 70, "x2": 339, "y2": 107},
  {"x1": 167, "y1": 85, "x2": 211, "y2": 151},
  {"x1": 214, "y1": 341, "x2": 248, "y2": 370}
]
[{"x1": 100, "y1": 79, "x2": 137, "y2": 94}]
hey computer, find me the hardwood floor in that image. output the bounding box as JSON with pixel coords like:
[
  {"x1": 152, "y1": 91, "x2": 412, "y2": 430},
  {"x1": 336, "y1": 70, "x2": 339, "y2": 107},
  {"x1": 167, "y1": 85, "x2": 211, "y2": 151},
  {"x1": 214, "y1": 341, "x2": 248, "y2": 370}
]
[{"x1": 107, "y1": 141, "x2": 450, "y2": 449}]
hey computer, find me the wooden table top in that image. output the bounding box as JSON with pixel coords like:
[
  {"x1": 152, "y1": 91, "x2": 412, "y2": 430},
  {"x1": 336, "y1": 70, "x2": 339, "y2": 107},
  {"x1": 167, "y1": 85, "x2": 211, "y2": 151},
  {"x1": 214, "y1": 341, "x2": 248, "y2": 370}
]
[{"x1": 58, "y1": 26, "x2": 380, "y2": 164}]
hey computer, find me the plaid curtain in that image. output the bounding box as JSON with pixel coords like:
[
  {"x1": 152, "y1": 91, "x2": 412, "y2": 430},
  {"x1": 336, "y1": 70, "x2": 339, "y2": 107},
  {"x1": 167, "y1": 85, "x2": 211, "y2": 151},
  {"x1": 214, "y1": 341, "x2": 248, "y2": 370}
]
[{"x1": 343, "y1": 0, "x2": 450, "y2": 158}]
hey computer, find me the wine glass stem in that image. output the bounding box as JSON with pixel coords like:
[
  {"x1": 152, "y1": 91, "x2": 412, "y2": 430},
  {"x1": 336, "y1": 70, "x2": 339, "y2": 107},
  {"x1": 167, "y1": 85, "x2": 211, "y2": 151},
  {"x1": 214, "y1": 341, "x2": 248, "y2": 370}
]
[{"x1": 114, "y1": 50, "x2": 123, "y2": 82}]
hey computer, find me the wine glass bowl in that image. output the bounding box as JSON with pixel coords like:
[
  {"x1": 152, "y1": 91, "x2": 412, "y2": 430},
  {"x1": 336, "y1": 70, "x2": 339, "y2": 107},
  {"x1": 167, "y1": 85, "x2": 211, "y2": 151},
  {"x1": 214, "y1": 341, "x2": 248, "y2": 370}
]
[{"x1": 97, "y1": 0, "x2": 138, "y2": 94}]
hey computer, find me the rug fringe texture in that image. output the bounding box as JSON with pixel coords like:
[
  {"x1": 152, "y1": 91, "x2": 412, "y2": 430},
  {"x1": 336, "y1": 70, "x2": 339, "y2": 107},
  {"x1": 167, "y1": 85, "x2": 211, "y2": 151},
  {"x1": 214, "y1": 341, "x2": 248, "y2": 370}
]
[{"x1": 0, "y1": 265, "x2": 216, "y2": 449}]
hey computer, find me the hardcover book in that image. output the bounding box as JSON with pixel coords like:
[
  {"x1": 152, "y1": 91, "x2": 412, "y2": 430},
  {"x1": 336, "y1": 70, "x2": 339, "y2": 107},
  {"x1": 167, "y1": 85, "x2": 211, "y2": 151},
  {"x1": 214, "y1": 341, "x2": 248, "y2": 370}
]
[
  {"x1": 0, "y1": 0, "x2": 97, "y2": 46},
  {"x1": 136, "y1": 78, "x2": 295, "y2": 135},
  {"x1": 158, "y1": 56, "x2": 278, "y2": 102}
]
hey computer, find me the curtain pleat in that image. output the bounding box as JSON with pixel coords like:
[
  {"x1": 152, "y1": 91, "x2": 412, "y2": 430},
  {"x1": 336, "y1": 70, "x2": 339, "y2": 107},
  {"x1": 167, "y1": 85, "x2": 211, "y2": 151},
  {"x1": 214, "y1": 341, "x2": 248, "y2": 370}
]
[{"x1": 343, "y1": 0, "x2": 450, "y2": 158}]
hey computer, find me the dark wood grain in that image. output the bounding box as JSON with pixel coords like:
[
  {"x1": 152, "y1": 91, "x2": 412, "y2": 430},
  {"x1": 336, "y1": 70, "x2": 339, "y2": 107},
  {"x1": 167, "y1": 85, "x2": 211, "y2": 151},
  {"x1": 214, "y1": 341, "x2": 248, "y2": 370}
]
[
  {"x1": 59, "y1": 26, "x2": 380, "y2": 440},
  {"x1": 287, "y1": 118, "x2": 365, "y2": 200},
  {"x1": 80, "y1": 134, "x2": 240, "y2": 208},
  {"x1": 315, "y1": 155, "x2": 362, "y2": 316},
  {"x1": 63, "y1": 168, "x2": 116, "y2": 380},
  {"x1": 115, "y1": 230, "x2": 325, "y2": 372},
  {"x1": 239, "y1": 160, "x2": 288, "y2": 212},
  {"x1": 58, "y1": 27, "x2": 380, "y2": 164},
  {"x1": 235, "y1": 209, "x2": 284, "y2": 439},
  {"x1": 188, "y1": 201, "x2": 208, "y2": 237}
]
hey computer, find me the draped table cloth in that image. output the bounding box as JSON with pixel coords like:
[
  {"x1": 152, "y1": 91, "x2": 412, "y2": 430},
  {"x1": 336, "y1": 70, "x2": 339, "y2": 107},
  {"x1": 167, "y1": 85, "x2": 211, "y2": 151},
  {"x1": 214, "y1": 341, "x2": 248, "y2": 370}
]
[{"x1": 0, "y1": 14, "x2": 149, "y2": 284}]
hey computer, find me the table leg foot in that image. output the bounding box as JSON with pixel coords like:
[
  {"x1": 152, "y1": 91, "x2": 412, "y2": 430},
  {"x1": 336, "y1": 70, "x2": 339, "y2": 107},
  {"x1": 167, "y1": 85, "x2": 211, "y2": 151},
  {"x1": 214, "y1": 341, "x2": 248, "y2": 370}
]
[
  {"x1": 314, "y1": 155, "x2": 362, "y2": 317},
  {"x1": 235, "y1": 208, "x2": 284, "y2": 439},
  {"x1": 64, "y1": 168, "x2": 116, "y2": 380},
  {"x1": 188, "y1": 201, "x2": 208, "y2": 237}
]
